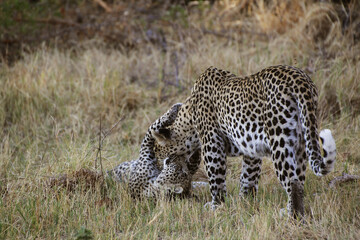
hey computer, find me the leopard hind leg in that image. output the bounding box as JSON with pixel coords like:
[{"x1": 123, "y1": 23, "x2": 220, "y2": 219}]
[{"x1": 266, "y1": 97, "x2": 306, "y2": 219}]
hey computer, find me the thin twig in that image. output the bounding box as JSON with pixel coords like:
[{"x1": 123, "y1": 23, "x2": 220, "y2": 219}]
[
  {"x1": 95, "y1": 117, "x2": 124, "y2": 170},
  {"x1": 329, "y1": 173, "x2": 360, "y2": 188},
  {"x1": 99, "y1": 116, "x2": 103, "y2": 177},
  {"x1": 94, "y1": 116, "x2": 107, "y2": 199},
  {"x1": 94, "y1": 117, "x2": 101, "y2": 170},
  {"x1": 101, "y1": 117, "x2": 125, "y2": 145},
  {"x1": 93, "y1": 0, "x2": 113, "y2": 13}
]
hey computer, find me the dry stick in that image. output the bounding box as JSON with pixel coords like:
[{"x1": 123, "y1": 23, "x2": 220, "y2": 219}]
[
  {"x1": 94, "y1": 116, "x2": 124, "y2": 175},
  {"x1": 95, "y1": 116, "x2": 124, "y2": 199},
  {"x1": 94, "y1": 116, "x2": 104, "y2": 182},
  {"x1": 329, "y1": 173, "x2": 360, "y2": 188},
  {"x1": 94, "y1": 116, "x2": 107, "y2": 199},
  {"x1": 101, "y1": 117, "x2": 124, "y2": 146},
  {"x1": 99, "y1": 116, "x2": 103, "y2": 177},
  {"x1": 93, "y1": 0, "x2": 113, "y2": 13}
]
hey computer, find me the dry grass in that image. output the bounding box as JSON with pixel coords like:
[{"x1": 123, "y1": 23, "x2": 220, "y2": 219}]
[{"x1": 1, "y1": 0, "x2": 360, "y2": 239}]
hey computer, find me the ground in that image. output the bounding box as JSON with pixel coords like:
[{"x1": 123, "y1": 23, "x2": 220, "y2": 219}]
[{"x1": 0, "y1": 0, "x2": 360, "y2": 239}]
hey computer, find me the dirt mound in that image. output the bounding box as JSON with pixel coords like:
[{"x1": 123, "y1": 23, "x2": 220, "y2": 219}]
[{"x1": 48, "y1": 168, "x2": 103, "y2": 192}]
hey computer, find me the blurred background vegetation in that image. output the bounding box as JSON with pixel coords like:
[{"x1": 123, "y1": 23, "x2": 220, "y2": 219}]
[{"x1": 1, "y1": 0, "x2": 359, "y2": 64}]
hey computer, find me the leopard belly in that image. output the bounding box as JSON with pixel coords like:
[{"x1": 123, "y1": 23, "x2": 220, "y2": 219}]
[{"x1": 221, "y1": 122, "x2": 270, "y2": 158}]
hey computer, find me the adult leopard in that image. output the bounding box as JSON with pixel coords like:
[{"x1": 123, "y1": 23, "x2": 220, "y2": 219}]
[
  {"x1": 152, "y1": 65, "x2": 336, "y2": 218},
  {"x1": 108, "y1": 103, "x2": 201, "y2": 199}
]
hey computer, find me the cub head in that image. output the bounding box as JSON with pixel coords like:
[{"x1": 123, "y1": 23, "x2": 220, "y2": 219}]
[{"x1": 154, "y1": 154, "x2": 191, "y2": 196}]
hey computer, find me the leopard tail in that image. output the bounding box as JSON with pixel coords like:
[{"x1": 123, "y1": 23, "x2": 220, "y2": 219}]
[{"x1": 293, "y1": 77, "x2": 336, "y2": 176}]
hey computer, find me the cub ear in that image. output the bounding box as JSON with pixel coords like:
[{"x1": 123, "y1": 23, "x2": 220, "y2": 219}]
[{"x1": 151, "y1": 128, "x2": 172, "y2": 146}]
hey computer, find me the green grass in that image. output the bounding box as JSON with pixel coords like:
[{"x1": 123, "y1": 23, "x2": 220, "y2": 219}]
[{"x1": 1, "y1": 1, "x2": 360, "y2": 239}]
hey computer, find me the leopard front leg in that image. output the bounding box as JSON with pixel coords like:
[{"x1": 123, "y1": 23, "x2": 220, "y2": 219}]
[
  {"x1": 239, "y1": 156, "x2": 263, "y2": 197},
  {"x1": 202, "y1": 137, "x2": 227, "y2": 210}
]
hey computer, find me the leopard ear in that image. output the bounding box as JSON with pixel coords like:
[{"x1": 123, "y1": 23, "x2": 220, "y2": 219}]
[
  {"x1": 151, "y1": 128, "x2": 172, "y2": 146},
  {"x1": 163, "y1": 157, "x2": 171, "y2": 167}
]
